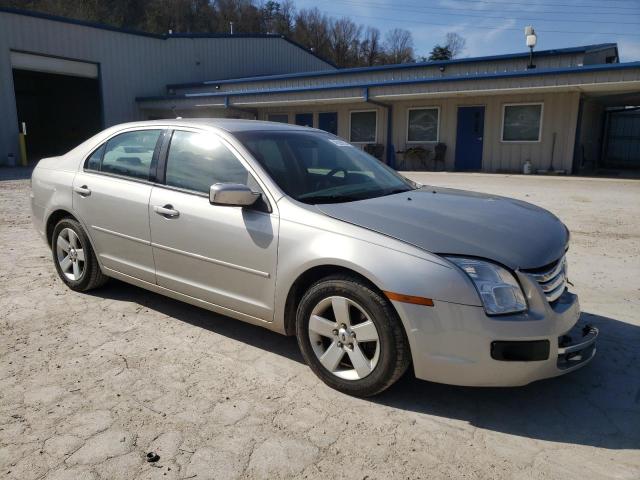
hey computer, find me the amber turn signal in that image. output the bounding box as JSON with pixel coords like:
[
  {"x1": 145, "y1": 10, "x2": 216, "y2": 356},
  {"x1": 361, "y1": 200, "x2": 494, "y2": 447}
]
[{"x1": 383, "y1": 291, "x2": 434, "y2": 306}]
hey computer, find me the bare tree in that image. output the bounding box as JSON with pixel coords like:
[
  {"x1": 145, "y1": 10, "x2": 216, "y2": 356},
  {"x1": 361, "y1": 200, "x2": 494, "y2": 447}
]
[
  {"x1": 445, "y1": 32, "x2": 466, "y2": 59},
  {"x1": 384, "y1": 28, "x2": 414, "y2": 64},
  {"x1": 293, "y1": 7, "x2": 332, "y2": 61},
  {"x1": 361, "y1": 26, "x2": 382, "y2": 66},
  {"x1": 330, "y1": 17, "x2": 362, "y2": 67}
]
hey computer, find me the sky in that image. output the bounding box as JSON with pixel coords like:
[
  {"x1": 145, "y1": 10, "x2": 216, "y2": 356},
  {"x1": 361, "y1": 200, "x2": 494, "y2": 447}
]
[{"x1": 293, "y1": 0, "x2": 640, "y2": 62}]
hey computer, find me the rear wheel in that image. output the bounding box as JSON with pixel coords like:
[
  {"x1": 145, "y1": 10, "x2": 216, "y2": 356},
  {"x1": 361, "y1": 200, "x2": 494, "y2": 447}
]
[
  {"x1": 296, "y1": 275, "x2": 410, "y2": 397},
  {"x1": 52, "y1": 218, "x2": 107, "y2": 291}
]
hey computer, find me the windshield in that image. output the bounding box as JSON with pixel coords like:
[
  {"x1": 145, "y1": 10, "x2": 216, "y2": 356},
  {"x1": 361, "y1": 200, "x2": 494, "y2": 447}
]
[{"x1": 235, "y1": 130, "x2": 416, "y2": 204}]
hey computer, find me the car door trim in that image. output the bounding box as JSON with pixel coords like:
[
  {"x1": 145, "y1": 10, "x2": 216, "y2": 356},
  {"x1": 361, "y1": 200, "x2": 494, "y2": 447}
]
[
  {"x1": 102, "y1": 265, "x2": 272, "y2": 325},
  {"x1": 91, "y1": 225, "x2": 151, "y2": 246},
  {"x1": 151, "y1": 242, "x2": 271, "y2": 278}
]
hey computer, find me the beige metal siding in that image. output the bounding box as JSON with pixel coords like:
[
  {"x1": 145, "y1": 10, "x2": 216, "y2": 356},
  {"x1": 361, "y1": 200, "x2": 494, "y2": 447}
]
[
  {"x1": 252, "y1": 91, "x2": 580, "y2": 173},
  {"x1": 393, "y1": 92, "x2": 580, "y2": 172}
]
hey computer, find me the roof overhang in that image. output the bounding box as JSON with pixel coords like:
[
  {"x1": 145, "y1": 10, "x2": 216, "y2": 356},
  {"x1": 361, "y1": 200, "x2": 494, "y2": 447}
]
[{"x1": 138, "y1": 63, "x2": 640, "y2": 111}]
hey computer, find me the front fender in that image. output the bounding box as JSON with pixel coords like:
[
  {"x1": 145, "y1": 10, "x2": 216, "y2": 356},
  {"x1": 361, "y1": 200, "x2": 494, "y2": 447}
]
[{"x1": 273, "y1": 214, "x2": 482, "y2": 330}]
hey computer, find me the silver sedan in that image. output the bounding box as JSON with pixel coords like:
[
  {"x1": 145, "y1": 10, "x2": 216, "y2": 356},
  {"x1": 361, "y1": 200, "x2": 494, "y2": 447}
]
[{"x1": 30, "y1": 119, "x2": 597, "y2": 396}]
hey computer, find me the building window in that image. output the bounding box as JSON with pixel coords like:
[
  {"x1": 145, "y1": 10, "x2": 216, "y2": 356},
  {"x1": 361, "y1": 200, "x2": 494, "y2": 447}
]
[
  {"x1": 318, "y1": 112, "x2": 338, "y2": 135},
  {"x1": 268, "y1": 113, "x2": 288, "y2": 123},
  {"x1": 407, "y1": 107, "x2": 439, "y2": 142},
  {"x1": 350, "y1": 110, "x2": 377, "y2": 143},
  {"x1": 502, "y1": 103, "x2": 543, "y2": 142},
  {"x1": 295, "y1": 113, "x2": 314, "y2": 127}
]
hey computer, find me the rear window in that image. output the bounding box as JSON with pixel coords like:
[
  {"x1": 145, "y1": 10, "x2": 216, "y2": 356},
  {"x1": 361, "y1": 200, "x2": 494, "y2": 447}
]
[{"x1": 84, "y1": 129, "x2": 162, "y2": 181}]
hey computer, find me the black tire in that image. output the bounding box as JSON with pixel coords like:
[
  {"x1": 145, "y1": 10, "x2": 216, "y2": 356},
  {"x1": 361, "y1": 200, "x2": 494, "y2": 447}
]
[
  {"x1": 51, "y1": 218, "x2": 108, "y2": 292},
  {"x1": 296, "y1": 274, "x2": 410, "y2": 397}
]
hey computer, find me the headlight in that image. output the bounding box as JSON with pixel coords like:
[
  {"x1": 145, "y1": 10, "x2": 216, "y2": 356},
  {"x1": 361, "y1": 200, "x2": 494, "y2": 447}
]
[{"x1": 445, "y1": 257, "x2": 527, "y2": 315}]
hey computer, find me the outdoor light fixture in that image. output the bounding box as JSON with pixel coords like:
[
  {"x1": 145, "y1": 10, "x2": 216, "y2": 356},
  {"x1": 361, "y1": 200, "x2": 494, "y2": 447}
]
[{"x1": 525, "y1": 25, "x2": 537, "y2": 69}]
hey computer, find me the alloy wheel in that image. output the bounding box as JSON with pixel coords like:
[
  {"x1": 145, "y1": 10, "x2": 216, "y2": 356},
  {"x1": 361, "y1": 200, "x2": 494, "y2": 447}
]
[
  {"x1": 55, "y1": 227, "x2": 86, "y2": 281},
  {"x1": 308, "y1": 296, "x2": 380, "y2": 380}
]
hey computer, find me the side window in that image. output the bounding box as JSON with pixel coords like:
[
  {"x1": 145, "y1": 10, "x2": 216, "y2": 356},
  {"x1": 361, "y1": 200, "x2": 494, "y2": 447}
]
[
  {"x1": 85, "y1": 144, "x2": 105, "y2": 171},
  {"x1": 165, "y1": 130, "x2": 254, "y2": 193},
  {"x1": 101, "y1": 130, "x2": 162, "y2": 180}
]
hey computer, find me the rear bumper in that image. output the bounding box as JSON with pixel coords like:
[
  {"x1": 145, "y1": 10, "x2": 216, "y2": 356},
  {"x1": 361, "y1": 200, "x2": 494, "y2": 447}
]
[{"x1": 392, "y1": 286, "x2": 596, "y2": 387}]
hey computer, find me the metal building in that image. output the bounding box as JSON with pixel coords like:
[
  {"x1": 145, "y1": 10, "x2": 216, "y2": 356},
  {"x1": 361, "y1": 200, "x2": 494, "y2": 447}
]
[
  {"x1": 0, "y1": 7, "x2": 333, "y2": 165},
  {"x1": 139, "y1": 44, "x2": 640, "y2": 174},
  {"x1": 2, "y1": 7, "x2": 639, "y2": 174}
]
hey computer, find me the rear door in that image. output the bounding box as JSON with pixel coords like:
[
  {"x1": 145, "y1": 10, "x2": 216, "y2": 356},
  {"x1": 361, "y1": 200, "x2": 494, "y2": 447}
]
[
  {"x1": 73, "y1": 128, "x2": 164, "y2": 283},
  {"x1": 148, "y1": 129, "x2": 279, "y2": 321}
]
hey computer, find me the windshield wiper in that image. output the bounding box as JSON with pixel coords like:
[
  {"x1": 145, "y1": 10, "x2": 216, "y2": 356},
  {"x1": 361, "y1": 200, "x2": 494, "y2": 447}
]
[
  {"x1": 382, "y1": 188, "x2": 414, "y2": 197},
  {"x1": 298, "y1": 194, "x2": 359, "y2": 204}
]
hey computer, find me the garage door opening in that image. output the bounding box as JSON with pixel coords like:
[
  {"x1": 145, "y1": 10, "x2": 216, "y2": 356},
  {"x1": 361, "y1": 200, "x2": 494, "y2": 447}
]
[
  {"x1": 575, "y1": 91, "x2": 640, "y2": 176},
  {"x1": 11, "y1": 53, "x2": 102, "y2": 162}
]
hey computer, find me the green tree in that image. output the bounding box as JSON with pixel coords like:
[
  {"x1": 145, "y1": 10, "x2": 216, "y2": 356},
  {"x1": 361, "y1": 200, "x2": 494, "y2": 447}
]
[{"x1": 428, "y1": 45, "x2": 452, "y2": 61}]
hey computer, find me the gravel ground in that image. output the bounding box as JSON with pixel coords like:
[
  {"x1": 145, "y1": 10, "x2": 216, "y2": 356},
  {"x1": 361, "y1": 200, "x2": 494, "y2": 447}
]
[{"x1": 1, "y1": 168, "x2": 639, "y2": 480}]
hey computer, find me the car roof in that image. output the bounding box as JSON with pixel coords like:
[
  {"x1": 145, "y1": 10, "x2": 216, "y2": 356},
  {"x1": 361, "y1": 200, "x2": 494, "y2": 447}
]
[{"x1": 110, "y1": 118, "x2": 323, "y2": 134}]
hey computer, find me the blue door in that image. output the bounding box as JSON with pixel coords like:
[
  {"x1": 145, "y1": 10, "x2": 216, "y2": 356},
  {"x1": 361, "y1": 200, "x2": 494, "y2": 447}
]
[
  {"x1": 455, "y1": 106, "x2": 485, "y2": 171},
  {"x1": 295, "y1": 113, "x2": 313, "y2": 127},
  {"x1": 318, "y1": 112, "x2": 338, "y2": 135}
]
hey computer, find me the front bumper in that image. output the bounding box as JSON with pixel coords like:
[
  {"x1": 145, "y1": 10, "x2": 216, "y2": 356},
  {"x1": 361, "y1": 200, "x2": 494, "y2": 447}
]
[{"x1": 392, "y1": 282, "x2": 596, "y2": 387}]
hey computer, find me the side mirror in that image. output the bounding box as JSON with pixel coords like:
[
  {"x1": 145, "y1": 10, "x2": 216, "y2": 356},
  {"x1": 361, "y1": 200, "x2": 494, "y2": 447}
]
[{"x1": 209, "y1": 183, "x2": 261, "y2": 207}]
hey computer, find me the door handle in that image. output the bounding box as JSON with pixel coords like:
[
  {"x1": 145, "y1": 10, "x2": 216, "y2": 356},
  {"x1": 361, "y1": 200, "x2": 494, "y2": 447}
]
[
  {"x1": 153, "y1": 204, "x2": 180, "y2": 218},
  {"x1": 73, "y1": 185, "x2": 91, "y2": 197}
]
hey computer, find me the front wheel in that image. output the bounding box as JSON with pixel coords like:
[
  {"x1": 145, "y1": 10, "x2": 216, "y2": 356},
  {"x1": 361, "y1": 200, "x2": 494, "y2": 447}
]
[{"x1": 296, "y1": 275, "x2": 410, "y2": 397}]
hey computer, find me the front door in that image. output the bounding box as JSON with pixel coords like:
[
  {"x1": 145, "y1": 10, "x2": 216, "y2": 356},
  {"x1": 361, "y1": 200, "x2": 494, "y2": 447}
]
[
  {"x1": 148, "y1": 129, "x2": 279, "y2": 322},
  {"x1": 72, "y1": 128, "x2": 163, "y2": 283},
  {"x1": 455, "y1": 106, "x2": 485, "y2": 171}
]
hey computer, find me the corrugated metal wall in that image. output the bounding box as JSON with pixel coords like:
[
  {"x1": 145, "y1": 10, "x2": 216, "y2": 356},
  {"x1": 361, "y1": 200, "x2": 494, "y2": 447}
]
[
  {"x1": 604, "y1": 110, "x2": 640, "y2": 168},
  {"x1": 0, "y1": 10, "x2": 332, "y2": 164},
  {"x1": 175, "y1": 53, "x2": 586, "y2": 95}
]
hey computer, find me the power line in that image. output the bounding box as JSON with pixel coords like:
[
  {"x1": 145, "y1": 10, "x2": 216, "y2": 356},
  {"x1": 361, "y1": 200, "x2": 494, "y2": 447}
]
[
  {"x1": 338, "y1": 0, "x2": 640, "y2": 18},
  {"x1": 425, "y1": 0, "x2": 640, "y2": 11},
  {"x1": 331, "y1": 0, "x2": 640, "y2": 25},
  {"x1": 319, "y1": 8, "x2": 640, "y2": 37}
]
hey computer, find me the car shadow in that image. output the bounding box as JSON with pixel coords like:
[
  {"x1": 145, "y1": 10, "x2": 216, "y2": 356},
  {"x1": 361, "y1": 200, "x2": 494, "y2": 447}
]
[
  {"x1": 91, "y1": 280, "x2": 640, "y2": 450},
  {"x1": 376, "y1": 309, "x2": 640, "y2": 450}
]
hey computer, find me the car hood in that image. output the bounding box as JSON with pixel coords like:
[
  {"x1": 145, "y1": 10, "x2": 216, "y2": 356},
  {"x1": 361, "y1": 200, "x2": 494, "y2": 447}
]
[{"x1": 315, "y1": 187, "x2": 568, "y2": 270}]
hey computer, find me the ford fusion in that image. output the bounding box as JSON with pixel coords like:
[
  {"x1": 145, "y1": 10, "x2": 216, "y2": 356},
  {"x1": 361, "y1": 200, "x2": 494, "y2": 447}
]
[{"x1": 30, "y1": 119, "x2": 597, "y2": 396}]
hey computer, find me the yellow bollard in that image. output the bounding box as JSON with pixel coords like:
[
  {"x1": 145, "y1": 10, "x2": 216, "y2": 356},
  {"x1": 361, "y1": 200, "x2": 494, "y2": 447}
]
[{"x1": 18, "y1": 133, "x2": 27, "y2": 166}]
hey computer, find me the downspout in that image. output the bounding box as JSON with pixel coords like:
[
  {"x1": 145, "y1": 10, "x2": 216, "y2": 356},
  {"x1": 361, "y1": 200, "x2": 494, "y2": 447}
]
[
  {"x1": 571, "y1": 94, "x2": 584, "y2": 174},
  {"x1": 363, "y1": 87, "x2": 395, "y2": 168},
  {"x1": 224, "y1": 96, "x2": 258, "y2": 119}
]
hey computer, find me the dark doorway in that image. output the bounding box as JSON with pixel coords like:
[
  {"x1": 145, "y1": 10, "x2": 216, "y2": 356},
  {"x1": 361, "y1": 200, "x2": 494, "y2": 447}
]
[
  {"x1": 455, "y1": 106, "x2": 485, "y2": 171},
  {"x1": 12, "y1": 69, "x2": 102, "y2": 161},
  {"x1": 602, "y1": 108, "x2": 640, "y2": 170}
]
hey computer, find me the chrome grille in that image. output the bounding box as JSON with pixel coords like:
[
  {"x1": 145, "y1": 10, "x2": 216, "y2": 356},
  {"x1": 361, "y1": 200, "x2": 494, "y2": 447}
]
[{"x1": 525, "y1": 256, "x2": 567, "y2": 303}]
